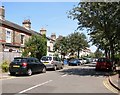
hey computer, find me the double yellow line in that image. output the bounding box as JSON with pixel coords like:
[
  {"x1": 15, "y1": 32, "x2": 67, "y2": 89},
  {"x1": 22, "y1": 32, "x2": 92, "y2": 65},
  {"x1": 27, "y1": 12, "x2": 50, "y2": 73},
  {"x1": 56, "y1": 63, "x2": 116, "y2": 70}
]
[{"x1": 103, "y1": 77, "x2": 118, "y2": 93}]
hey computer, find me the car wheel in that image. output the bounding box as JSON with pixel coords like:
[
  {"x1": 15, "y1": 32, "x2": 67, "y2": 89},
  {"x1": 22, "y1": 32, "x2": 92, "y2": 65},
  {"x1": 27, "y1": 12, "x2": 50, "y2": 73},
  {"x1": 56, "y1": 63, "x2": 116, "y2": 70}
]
[
  {"x1": 42, "y1": 67, "x2": 46, "y2": 73},
  {"x1": 53, "y1": 65, "x2": 57, "y2": 71},
  {"x1": 76, "y1": 63, "x2": 79, "y2": 66},
  {"x1": 27, "y1": 69, "x2": 32, "y2": 76},
  {"x1": 10, "y1": 72, "x2": 15, "y2": 76},
  {"x1": 61, "y1": 65, "x2": 64, "y2": 69}
]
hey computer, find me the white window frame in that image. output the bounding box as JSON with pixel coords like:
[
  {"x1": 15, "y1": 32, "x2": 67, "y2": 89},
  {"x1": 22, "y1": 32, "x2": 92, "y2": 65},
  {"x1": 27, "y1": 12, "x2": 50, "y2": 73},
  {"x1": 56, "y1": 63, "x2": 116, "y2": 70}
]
[{"x1": 6, "y1": 28, "x2": 12, "y2": 43}]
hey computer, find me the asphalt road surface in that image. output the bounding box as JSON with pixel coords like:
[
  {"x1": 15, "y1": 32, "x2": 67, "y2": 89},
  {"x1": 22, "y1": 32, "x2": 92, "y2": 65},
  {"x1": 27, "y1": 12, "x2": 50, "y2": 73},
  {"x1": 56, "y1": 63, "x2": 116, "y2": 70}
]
[{"x1": 1, "y1": 63, "x2": 117, "y2": 94}]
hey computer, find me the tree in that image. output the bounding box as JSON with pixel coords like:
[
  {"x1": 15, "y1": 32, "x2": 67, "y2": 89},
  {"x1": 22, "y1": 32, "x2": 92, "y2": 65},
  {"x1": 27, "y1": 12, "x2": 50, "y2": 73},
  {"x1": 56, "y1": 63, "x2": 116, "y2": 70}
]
[
  {"x1": 67, "y1": 32, "x2": 89, "y2": 58},
  {"x1": 54, "y1": 32, "x2": 89, "y2": 59},
  {"x1": 54, "y1": 36, "x2": 69, "y2": 59},
  {"x1": 22, "y1": 34, "x2": 47, "y2": 60},
  {"x1": 94, "y1": 49, "x2": 103, "y2": 58},
  {"x1": 68, "y1": 2, "x2": 120, "y2": 60}
]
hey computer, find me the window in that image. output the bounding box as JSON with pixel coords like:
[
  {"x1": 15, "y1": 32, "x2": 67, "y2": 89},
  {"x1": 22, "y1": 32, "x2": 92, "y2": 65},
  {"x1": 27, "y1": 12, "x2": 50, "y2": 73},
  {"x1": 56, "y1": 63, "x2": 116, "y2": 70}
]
[
  {"x1": 13, "y1": 58, "x2": 27, "y2": 63},
  {"x1": 6, "y1": 31, "x2": 11, "y2": 43},
  {"x1": 41, "y1": 56, "x2": 52, "y2": 61},
  {"x1": 21, "y1": 34, "x2": 24, "y2": 44},
  {"x1": 35, "y1": 59, "x2": 39, "y2": 63},
  {"x1": 53, "y1": 57, "x2": 58, "y2": 61},
  {"x1": 48, "y1": 46, "x2": 50, "y2": 52}
]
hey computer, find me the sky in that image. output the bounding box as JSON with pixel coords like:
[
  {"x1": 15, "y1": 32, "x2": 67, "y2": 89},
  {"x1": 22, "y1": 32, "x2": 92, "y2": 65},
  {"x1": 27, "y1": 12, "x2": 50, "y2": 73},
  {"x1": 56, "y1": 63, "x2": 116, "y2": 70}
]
[{"x1": 2, "y1": 2, "x2": 97, "y2": 52}]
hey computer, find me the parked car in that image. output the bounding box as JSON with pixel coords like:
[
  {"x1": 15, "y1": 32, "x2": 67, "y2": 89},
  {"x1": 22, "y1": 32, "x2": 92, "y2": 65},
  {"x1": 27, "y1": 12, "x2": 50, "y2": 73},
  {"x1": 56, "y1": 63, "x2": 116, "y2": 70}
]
[
  {"x1": 82, "y1": 58, "x2": 87, "y2": 64},
  {"x1": 9, "y1": 57, "x2": 46, "y2": 76},
  {"x1": 95, "y1": 58, "x2": 116, "y2": 71},
  {"x1": 63, "y1": 59, "x2": 69, "y2": 65},
  {"x1": 79, "y1": 58, "x2": 84, "y2": 64},
  {"x1": 40, "y1": 56, "x2": 64, "y2": 71},
  {"x1": 91, "y1": 58, "x2": 98, "y2": 64},
  {"x1": 68, "y1": 59, "x2": 81, "y2": 66}
]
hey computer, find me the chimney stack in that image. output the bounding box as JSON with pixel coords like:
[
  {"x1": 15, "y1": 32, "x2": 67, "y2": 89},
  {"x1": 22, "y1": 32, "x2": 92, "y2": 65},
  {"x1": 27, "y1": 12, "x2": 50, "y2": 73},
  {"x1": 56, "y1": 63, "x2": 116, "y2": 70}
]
[
  {"x1": 51, "y1": 33, "x2": 56, "y2": 40},
  {"x1": 40, "y1": 28, "x2": 46, "y2": 36},
  {"x1": 0, "y1": 6, "x2": 5, "y2": 20},
  {"x1": 22, "y1": 19, "x2": 31, "y2": 30}
]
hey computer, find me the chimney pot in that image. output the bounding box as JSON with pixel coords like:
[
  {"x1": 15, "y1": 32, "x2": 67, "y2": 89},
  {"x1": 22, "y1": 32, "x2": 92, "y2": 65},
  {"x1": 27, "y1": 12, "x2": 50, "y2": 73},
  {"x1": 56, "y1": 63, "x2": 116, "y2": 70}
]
[
  {"x1": 40, "y1": 28, "x2": 46, "y2": 36},
  {"x1": 22, "y1": 19, "x2": 31, "y2": 30},
  {"x1": 0, "y1": 6, "x2": 5, "y2": 20}
]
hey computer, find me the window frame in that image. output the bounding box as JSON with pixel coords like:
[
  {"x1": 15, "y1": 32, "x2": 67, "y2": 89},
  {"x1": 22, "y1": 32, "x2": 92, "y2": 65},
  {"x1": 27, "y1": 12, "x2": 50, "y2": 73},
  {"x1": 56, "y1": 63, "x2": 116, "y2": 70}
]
[
  {"x1": 6, "y1": 29, "x2": 12, "y2": 43},
  {"x1": 20, "y1": 33, "x2": 25, "y2": 45}
]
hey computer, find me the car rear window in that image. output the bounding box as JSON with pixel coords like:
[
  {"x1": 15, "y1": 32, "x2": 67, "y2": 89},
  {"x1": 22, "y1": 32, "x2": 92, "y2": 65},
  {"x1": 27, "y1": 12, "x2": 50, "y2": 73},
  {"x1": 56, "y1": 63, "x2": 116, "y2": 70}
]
[
  {"x1": 98, "y1": 58, "x2": 105, "y2": 62},
  {"x1": 13, "y1": 58, "x2": 27, "y2": 62},
  {"x1": 41, "y1": 57, "x2": 52, "y2": 61},
  {"x1": 69, "y1": 59, "x2": 78, "y2": 62},
  {"x1": 98, "y1": 58, "x2": 111, "y2": 62}
]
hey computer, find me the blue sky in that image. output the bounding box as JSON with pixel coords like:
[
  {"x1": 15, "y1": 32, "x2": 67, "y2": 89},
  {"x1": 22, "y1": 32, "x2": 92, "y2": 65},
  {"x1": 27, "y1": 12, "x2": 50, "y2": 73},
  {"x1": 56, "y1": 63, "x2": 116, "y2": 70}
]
[
  {"x1": 2, "y1": 2, "x2": 97, "y2": 52},
  {"x1": 3, "y1": 2, "x2": 79, "y2": 36}
]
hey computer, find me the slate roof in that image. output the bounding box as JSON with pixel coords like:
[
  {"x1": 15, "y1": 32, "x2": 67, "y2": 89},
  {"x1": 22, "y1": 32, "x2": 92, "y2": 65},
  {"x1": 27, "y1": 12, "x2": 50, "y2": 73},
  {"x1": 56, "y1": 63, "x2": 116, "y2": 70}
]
[{"x1": 0, "y1": 19, "x2": 55, "y2": 41}]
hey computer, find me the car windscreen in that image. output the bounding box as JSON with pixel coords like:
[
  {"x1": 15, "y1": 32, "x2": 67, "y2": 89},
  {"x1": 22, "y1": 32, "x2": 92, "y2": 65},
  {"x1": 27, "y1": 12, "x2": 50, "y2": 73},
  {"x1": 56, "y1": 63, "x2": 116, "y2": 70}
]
[
  {"x1": 41, "y1": 57, "x2": 52, "y2": 61},
  {"x1": 13, "y1": 58, "x2": 27, "y2": 63}
]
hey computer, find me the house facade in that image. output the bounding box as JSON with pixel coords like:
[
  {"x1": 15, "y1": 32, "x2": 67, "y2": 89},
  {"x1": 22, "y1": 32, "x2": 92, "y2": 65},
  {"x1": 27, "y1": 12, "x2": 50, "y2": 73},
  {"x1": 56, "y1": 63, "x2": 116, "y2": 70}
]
[
  {"x1": 0, "y1": 6, "x2": 55, "y2": 63},
  {"x1": 47, "y1": 33, "x2": 56, "y2": 56}
]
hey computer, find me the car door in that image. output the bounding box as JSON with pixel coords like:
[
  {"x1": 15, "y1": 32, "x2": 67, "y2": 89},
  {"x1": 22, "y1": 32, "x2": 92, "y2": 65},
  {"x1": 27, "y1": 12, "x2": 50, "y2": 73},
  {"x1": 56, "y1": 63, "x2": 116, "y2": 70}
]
[
  {"x1": 35, "y1": 58, "x2": 44, "y2": 72},
  {"x1": 30, "y1": 58, "x2": 38, "y2": 72},
  {"x1": 56, "y1": 57, "x2": 62, "y2": 68},
  {"x1": 53, "y1": 57, "x2": 58, "y2": 67}
]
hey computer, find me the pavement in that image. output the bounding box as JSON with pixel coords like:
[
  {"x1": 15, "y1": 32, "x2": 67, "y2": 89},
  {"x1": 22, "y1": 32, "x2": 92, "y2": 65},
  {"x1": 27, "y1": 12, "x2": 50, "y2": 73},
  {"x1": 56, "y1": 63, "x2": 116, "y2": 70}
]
[
  {"x1": 0, "y1": 72, "x2": 11, "y2": 80},
  {"x1": 108, "y1": 74, "x2": 120, "y2": 92}
]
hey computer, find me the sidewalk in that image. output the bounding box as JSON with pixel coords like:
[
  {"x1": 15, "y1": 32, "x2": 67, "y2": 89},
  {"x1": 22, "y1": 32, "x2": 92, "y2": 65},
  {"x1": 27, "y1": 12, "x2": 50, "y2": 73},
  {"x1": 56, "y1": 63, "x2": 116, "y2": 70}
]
[
  {"x1": 0, "y1": 72, "x2": 10, "y2": 79},
  {"x1": 108, "y1": 66, "x2": 120, "y2": 92},
  {"x1": 109, "y1": 74, "x2": 120, "y2": 91}
]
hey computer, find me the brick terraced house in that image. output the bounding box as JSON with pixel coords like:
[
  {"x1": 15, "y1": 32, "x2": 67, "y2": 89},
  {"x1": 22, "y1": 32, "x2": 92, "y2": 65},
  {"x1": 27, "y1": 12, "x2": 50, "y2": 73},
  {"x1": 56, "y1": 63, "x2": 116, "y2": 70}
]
[{"x1": 0, "y1": 6, "x2": 55, "y2": 63}]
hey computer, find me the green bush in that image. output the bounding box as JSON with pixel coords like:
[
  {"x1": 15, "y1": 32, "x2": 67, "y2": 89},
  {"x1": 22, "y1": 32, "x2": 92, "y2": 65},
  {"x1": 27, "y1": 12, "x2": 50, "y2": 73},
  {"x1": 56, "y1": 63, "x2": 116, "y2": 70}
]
[{"x1": 1, "y1": 61, "x2": 9, "y2": 73}]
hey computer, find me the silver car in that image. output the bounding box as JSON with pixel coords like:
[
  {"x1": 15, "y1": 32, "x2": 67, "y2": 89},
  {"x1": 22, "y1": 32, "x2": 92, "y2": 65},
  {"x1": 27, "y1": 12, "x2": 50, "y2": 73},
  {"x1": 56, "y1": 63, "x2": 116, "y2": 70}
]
[{"x1": 40, "y1": 56, "x2": 64, "y2": 71}]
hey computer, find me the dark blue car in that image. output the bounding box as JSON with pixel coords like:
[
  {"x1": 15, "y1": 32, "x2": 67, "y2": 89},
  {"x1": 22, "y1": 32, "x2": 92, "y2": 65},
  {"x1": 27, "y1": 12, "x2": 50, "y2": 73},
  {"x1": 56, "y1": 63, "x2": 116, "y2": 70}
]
[{"x1": 68, "y1": 59, "x2": 81, "y2": 66}]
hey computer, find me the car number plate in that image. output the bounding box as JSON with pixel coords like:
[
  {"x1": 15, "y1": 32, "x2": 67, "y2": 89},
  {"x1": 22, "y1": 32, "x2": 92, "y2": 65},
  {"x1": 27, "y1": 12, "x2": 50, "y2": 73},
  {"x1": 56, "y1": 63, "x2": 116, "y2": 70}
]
[
  {"x1": 44, "y1": 62, "x2": 49, "y2": 64},
  {"x1": 13, "y1": 65, "x2": 20, "y2": 68}
]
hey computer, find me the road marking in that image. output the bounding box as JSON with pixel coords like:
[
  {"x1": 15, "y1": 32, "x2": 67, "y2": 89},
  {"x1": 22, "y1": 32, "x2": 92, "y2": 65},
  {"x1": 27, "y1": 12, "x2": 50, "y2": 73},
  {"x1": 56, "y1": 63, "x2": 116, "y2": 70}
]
[
  {"x1": 103, "y1": 78, "x2": 118, "y2": 93},
  {"x1": 61, "y1": 74, "x2": 67, "y2": 77},
  {"x1": 0, "y1": 76, "x2": 15, "y2": 80},
  {"x1": 19, "y1": 80, "x2": 53, "y2": 94}
]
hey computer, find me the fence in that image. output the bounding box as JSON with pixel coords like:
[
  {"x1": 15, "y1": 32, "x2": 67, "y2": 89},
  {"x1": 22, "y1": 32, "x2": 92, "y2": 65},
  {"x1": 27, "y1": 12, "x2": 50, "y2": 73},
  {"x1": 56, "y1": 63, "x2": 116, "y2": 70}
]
[{"x1": 0, "y1": 52, "x2": 21, "y2": 64}]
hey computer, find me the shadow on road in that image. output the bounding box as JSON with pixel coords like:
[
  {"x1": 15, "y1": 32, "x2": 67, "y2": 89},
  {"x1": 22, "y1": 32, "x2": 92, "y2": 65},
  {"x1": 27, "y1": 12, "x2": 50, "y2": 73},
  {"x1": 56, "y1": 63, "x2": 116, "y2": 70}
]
[{"x1": 59, "y1": 67, "x2": 116, "y2": 77}]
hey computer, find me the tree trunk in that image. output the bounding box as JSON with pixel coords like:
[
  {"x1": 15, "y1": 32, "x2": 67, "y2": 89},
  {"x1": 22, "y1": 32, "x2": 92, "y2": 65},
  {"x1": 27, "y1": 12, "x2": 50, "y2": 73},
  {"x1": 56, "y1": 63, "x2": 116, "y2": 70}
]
[
  {"x1": 78, "y1": 50, "x2": 80, "y2": 59},
  {"x1": 110, "y1": 43, "x2": 115, "y2": 60},
  {"x1": 105, "y1": 49, "x2": 108, "y2": 58}
]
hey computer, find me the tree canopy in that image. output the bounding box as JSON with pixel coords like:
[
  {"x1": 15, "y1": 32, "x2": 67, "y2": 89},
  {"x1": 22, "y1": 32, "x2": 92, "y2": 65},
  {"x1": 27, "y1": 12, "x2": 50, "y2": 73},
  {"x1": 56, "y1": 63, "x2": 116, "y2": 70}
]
[
  {"x1": 68, "y1": 2, "x2": 120, "y2": 60},
  {"x1": 54, "y1": 32, "x2": 89, "y2": 58},
  {"x1": 22, "y1": 34, "x2": 47, "y2": 60}
]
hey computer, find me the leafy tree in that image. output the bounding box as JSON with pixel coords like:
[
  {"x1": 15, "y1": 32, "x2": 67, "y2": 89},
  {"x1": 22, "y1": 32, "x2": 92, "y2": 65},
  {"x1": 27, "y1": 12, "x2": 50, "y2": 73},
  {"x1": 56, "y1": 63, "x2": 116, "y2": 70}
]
[
  {"x1": 67, "y1": 32, "x2": 89, "y2": 58},
  {"x1": 54, "y1": 32, "x2": 89, "y2": 59},
  {"x1": 22, "y1": 34, "x2": 47, "y2": 60},
  {"x1": 54, "y1": 36, "x2": 69, "y2": 59},
  {"x1": 68, "y1": 2, "x2": 120, "y2": 60},
  {"x1": 94, "y1": 49, "x2": 103, "y2": 58}
]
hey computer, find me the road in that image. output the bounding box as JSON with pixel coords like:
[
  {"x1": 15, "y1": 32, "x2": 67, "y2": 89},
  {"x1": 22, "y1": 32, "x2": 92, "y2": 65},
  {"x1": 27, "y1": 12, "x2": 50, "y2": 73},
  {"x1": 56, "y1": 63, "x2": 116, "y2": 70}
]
[{"x1": 1, "y1": 63, "x2": 117, "y2": 94}]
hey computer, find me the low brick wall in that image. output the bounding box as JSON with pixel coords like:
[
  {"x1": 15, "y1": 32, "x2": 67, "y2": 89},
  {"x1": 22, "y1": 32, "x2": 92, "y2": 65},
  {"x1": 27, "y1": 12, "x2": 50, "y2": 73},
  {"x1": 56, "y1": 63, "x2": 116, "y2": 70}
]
[{"x1": 0, "y1": 52, "x2": 21, "y2": 64}]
